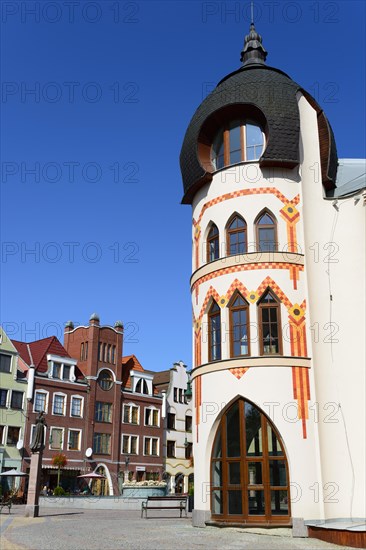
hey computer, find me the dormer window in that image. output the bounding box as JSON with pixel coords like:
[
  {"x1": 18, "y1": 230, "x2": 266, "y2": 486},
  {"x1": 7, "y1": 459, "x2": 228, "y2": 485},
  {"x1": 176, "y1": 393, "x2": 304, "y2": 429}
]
[
  {"x1": 49, "y1": 359, "x2": 75, "y2": 381},
  {"x1": 135, "y1": 379, "x2": 149, "y2": 395},
  {"x1": 211, "y1": 120, "x2": 264, "y2": 170}
]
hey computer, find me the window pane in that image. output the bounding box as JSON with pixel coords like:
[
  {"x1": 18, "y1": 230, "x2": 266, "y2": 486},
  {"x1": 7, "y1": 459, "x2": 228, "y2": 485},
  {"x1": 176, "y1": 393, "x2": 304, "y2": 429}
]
[
  {"x1": 226, "y1": 402, "x2": 240, "y2": 457},
  {"x1": 71, "y1": 397, "x2": 82, "y2": 417},
  {"x1": 52, "y1": 363, "x2": 61, "y2": 379},
  {"x1": 122, "y1": 436, "x2": 129, "y2": 454},
  {"x1": 132, "y1": 406, "x2": 138, "y2": 424},
  {"x1": 258, "y1": 228, "x2": 276, "y2": 252},
  {"x1": 212, "y1": 461, "x2": 222, "y2": 486},
  {"x1": 269, "y1": 461, "x2": 287, "y2": 487},
  {"x1": 212, "y1": 430, "x2": 222, "y2": 458},
  {"x1": 212, "y1": 129, "x2": 224, "y2": 170},
  {"x1": 267, "y1": 425, "x2": 284, "y2": 456},
  {"x1": 212, "y1": 490, "x2": 223, "y2": 514},
  {"x1": 245, "y1": 403, "x2": 262, "y2": 456},
  {"x1": 151, "y1": 439, "x2": 158, "y2": 456},
  {"x1": 131, "y1": 436, "x2": 137, "y2": 454},
  {"x1": 271, "y1": 490, "x2": 289, "y2": 515},
  {"x1": 228, "y1": 462, "x2": 241, "y2": 485},
  {"x1": 35, "y1": 392, "x2": 46, "y2": 412},
  {"x1": 258, "y1": 213, "x2": 273, "y2": 225},
  {"x1": 248, "y1": 462, "x2": 262, "y2": 485},
  {"x1": 248, "y1": 490, "x2": 265, "y2": 515},
  {"x1": 11, "y1": 391, "x2": 23, "y2": 409},
  {"x1": 0, "y1": 355, "x2": 11, "y2": 373},
  {"x1": 228, "y1": 490, "x2": 242, "y2": 514},
  {"x1": 0, "y1": 389, "x2": 7, "y2": 407},
  {"x1": 230, "y1": 149, "x2": 241, "y2": 164},
  {"x1": 53, "y1": 395, "x2": 65, "y2": 415},
  {"x1": 246, "y1": 124, "x2": 263, "y2": 161},
  {"x1": 63, "y1": 364, "x2": 71, "y2": 380},
  {"x1": 50, "y1": 429, "x2": 63, "y2": 449},
  {"x1": 7, "y1": 426, "x2": 20, "y2": 445},
  {"x1": 69, "y1": 430, "x2": 80, "y2": 450}
]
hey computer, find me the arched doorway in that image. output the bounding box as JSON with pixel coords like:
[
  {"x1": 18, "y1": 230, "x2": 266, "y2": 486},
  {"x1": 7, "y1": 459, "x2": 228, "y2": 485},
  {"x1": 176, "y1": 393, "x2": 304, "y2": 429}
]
[
  {"x1": 211, "y1": 398, "x2": 290, "y2": 524},
  {"x1": 174, "y1": 473, "x2": 184, "y2": 494}
]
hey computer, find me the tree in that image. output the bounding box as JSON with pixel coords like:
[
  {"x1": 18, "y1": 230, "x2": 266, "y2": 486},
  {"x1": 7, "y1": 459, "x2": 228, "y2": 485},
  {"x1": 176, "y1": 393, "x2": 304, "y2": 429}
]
[{"x1": 51, "y1": 453, "x2": 67, "y2": 487}]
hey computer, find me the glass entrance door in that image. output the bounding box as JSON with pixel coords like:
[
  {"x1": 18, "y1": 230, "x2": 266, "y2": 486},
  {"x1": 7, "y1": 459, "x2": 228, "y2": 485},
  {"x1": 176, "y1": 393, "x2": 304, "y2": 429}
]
[{"x1": 211, "y1": 399, "x2": 290, "y2": 523}]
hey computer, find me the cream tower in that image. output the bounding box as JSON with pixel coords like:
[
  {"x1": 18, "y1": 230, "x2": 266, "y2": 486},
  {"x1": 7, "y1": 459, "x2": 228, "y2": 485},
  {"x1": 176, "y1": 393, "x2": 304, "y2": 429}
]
[{"x1": 180, "y1": 23, "x2": 365, "y2": 545}]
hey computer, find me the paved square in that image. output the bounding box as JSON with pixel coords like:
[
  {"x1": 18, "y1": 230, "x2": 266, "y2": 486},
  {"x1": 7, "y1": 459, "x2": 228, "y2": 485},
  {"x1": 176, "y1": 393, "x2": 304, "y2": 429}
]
[{"x1": 0, "y1": 506, "x2": 356, "y2": 550}]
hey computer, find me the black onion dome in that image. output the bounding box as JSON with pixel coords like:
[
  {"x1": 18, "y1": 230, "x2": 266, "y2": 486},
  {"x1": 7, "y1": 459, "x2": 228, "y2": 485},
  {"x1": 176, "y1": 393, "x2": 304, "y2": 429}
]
[{"x1": 180, "y1": 27, "x2": 337, "y2": 204}]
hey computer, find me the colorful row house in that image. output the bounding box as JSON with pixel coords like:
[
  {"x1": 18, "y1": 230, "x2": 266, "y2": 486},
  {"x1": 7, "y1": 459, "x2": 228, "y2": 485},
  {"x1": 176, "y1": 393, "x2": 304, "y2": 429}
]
[
  {"x1": 153, "y1": 361, "x2": 194, "y2": 494},
  {"x1": 2, "y1": 314, "x2": 167, "y2": 496},
  {"x1": 0, "y1": 327, "x2": 27, "y2": 492}
]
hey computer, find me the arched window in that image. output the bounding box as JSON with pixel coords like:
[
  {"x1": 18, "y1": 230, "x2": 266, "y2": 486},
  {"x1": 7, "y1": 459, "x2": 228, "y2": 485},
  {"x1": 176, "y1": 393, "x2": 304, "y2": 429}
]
[
  {"x1": 258, "y1": 290, "x2": 282, "y2": 355},
  {"x1": 211, "y1": 398, "x2": 290, "y2": 523},
  {"x1": 208, "y1": 301, "x2": 221, "y2": 361},
  {"x1": 98, "y1": 369, "x2": 114, "y2": 391},
  {"x1": 226, "y1": 215, "x2": 247, "y2": 256},
  {"x1": 207, "y1": 223, "x2": 220, "y2": 263},
  {"x1": 135, "y1": 379, "x2": 149, "y2": 395},
  {"x1": 211, "y1": 121, "x2": 264, "y2": 170},
  {"x1": 229, "y1": 293, "x2": 250, "y2": 357},
  {"x1": 255, "y1": 210, "x2": 277, "y2": 252}
]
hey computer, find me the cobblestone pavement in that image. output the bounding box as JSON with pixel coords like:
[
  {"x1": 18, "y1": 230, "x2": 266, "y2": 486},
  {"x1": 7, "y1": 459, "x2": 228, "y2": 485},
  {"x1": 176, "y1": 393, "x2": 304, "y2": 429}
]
[{"x1": 0, "y1": 506, "x2": 355, "y2": 550}]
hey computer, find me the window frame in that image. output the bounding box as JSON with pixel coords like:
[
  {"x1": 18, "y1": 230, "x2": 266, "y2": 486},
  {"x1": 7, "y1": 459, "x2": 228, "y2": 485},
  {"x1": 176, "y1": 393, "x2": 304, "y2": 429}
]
[
  {"x1": 0, "y1": 388, "x2": 8, "y2": 408},
  {"x1": 206, "y1": 223, "x2": 220, "y2": 263},
  {"x1": 226, "y1": 214, "x2": 247, "y2": 257},
  {"x1": 95, "y1": 401, "x2": 113, "y2": 423},
  {"x1": 122, "y1": 403, "x2": 140, "y2": 425},
  {"x1": 49, "y1": 426, "x2": 64, "y2": 450},
  {"x1": 185, "y1": 415, "x2": 192, "y2": 433},
  {"x1": 167, "y1": 440, "x2": 176, "y2": 459},
  {"x1": 143, "y1": 436, "x2": 159, "y2": 457},
  {"x1": 6, "y1": 426, "x2": 21, "y2": 446},
  {"x1": 70, "y1": 395, "x2": 84, "y2": 418},
  {"x1": 145, "y1": 406, "x2": 160, "y2": 427},
  {"x1": 229, "y1": 292, "x2": 251, "y2": 358},
  {"x1": 121, "y1": 434, "x2": 139, "y2": 455},
  {"x1": 0, "y1": 353, "x2": 12, "y2": 373},
  {"x1": 93, "y1": 432, "x2": 111, "y2": 455},
  {"x1": 33, "y1": 390, "x2": 49, "y2": 413},
  {"x1": 208, "y1": 300, "x2": 222, "y2": 362},
  {"x1": 67, "y1": 428, "x2": 82, "y2": 451},
  {"x1": 258, "y1": 289, "x2": 283, "y2": 356},
  {"x1": 211, "y1": 120, "x2": 265, "y2": 170},
  {"x1": 52, "y1": 392, "x2": 67, "y2": 416},
  {"x1": 255, "y1": 209, "x2": 278, "y2": 253}
]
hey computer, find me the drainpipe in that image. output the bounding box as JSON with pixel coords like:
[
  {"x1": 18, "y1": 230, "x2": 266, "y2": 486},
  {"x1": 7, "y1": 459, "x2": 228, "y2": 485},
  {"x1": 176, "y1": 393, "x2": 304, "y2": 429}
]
[
  {"x1": 27, "y1": 364, "x2": 35, "y2": 401},
  {"x1": 161, "y1": 391, "x2": 166, "y2": 419}
]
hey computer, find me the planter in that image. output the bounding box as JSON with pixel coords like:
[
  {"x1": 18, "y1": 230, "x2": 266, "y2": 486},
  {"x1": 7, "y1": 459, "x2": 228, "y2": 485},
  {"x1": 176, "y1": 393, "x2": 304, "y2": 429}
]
[{"x1": 122, "y1": 486, "x2": 167, "y2": 498}]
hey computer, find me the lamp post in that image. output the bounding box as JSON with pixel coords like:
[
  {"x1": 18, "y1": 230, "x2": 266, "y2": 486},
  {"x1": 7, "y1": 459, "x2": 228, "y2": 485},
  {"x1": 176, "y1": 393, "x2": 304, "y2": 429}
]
[
  {"x1": 124, "y1": 455, "x2": 130, "y2": 483},
  {"x1": 184, "y1": 375, "x2": 192, "y2": 404}
]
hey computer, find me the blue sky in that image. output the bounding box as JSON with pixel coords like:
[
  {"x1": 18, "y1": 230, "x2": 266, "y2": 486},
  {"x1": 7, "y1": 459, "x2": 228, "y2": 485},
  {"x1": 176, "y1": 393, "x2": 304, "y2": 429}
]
[{"x1": 1, "y1": 1, "x2": 365, "y2": 371}]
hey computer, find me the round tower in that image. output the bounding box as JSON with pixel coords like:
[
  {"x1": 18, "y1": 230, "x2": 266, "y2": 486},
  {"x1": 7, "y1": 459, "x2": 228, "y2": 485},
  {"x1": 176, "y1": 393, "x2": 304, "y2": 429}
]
[{"x1": 179, "y1": 23, "x2": 344, "y2": 532}]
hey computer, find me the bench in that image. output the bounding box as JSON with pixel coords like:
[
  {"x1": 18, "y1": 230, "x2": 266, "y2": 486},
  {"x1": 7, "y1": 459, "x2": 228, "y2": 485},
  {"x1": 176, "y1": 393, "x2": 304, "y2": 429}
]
[
  {"x1": 0, "y1": 496, "x2": 13, "y2": 514},
  {"x1": 141, "y1": 496, "x2": 188, "y2": 518}
]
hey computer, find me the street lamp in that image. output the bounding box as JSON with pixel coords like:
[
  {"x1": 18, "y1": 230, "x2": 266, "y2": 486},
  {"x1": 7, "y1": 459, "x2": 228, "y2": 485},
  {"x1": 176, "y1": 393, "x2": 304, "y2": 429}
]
[
  {"x1": 124, "y1": 455, "x2": 130, "y2": 483},
  {"x1": 184, "y1": 378, "x2": 192, "y2": 404}
]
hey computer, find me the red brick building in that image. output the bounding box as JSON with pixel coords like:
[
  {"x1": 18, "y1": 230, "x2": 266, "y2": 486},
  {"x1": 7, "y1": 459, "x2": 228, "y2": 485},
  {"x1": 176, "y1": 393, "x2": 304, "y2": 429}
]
[
  {"x1": 12, "y1": 314, "x2": 164, "y2": 496},
  {"x1": 13, "y1": 336, "x2": 88, "y2": 492}
]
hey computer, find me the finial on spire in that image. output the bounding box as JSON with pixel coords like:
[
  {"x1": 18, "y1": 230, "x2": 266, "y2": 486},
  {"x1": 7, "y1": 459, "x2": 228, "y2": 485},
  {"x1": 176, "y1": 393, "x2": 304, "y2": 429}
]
[
  {"x1": 251, "y1": 1, "x2": 254, "y2": 25},
  {"x1": 240, "y1": 17, "x2": 268, "y2": 66}
]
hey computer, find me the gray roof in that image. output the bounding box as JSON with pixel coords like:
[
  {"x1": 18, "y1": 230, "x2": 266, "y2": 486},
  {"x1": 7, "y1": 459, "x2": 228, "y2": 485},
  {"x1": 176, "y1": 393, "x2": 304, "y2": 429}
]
[
  {"x1": 180, "y1": 64, "x2": 338, "y2": 204},
  {"x1": 327, "y1": 159, "x2": 366, "y2": 198}
]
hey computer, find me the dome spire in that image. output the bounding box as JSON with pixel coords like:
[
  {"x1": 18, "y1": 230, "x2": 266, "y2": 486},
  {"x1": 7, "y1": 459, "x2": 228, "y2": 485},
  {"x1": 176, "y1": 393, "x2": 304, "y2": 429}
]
[{"x1": 240, "y1": 5, "x2": 267, "y2": 66}]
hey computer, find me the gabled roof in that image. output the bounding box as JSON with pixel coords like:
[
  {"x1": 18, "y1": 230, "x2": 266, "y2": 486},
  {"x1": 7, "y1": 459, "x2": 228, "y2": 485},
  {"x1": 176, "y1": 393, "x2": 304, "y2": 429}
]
[
  {"x1": 121, "y1": 355, "x2": 160, "y2": 395},
  {"x1": 12, "y1": 336, "x2": 71, "y2": 374},
  {"x1": 153, "y1": 370, "x2": 170, "y2": 390}
]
